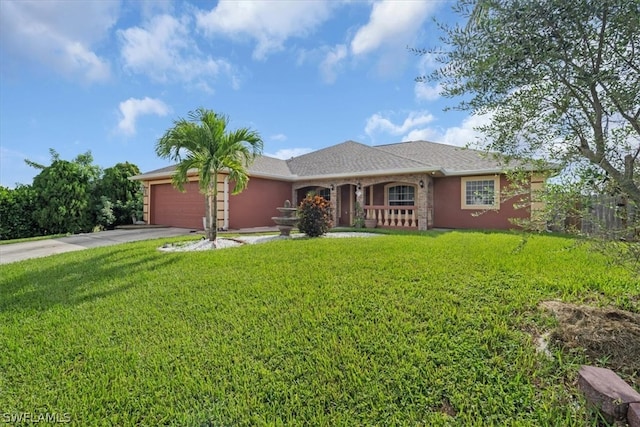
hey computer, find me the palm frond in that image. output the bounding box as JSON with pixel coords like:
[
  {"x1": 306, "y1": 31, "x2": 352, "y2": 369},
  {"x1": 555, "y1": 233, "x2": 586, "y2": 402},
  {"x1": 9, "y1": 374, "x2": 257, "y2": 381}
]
[
  {"x1": 172, "y1": 156, "x2": 199, "y2": 192},
  {"x1": 157, "y1": 107, "x2": 263, "y2": 196}
]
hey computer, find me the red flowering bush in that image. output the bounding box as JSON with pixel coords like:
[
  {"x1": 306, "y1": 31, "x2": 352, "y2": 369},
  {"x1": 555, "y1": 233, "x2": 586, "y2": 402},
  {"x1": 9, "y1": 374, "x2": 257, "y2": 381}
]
[{"x1": 298, "y1": 194, "x2": 332, "y2": 237}]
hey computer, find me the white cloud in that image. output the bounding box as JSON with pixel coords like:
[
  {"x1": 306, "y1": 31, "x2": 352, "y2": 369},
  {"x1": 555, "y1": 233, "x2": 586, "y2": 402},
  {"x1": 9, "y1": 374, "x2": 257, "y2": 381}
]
[
  {"x1": 365, "y1": 111, "x2": 436, "y2": 137},
  {"x1": 0, "y1": 0, "x2": 117, "y2": 82},
  {"x1": 416, "y1": 52, "x2": 439, "y2": 76},
  {"x1": 270, "y1": 134, "x2": 288, "y2": 142},
  {"x1": 405, "y1": 113, "x2": 493, "y2": 147},
  {"x1": 65, "y1": 42, "x2": 111, "y2": 83},
  {"x1": 439, "y1": 113, "x2": 493, "y2": 147},
  {"x1": 137, "y1": 0, "x2": 174, "y2": 19},
  {"x1": 364, "y1": 110, "x2": 492, "y2": 146},
  {"x1": 119, "y1": 14, "x2": 235, "y2": 86},
  {"x1": 295, "y1": 1, "x2": 440, "y2": 83},
  {"x1": 319, "y1": 44, "x2": 348, "y2": 84},
  {"x1": 266, "y1": 148, "x2": 314, "y2": 159},
  {"x1": 351, "y1": 0, "x2": 436, "y2": 57},
  {"x1": 403, "y1": 128, "x2": 440, "y2": 142},
  {"x1": 415, "y1": 82, "x2": 442, "y2": 101},
  {"x1": 117, "y1": 97, "x2": 170, "y2": 136},
  {"x1": 196, "y1": 1, "x2": 334, "y2": 60},
  {"x1": 413, "y1": 52, "x2": 443, "y2": 101}
]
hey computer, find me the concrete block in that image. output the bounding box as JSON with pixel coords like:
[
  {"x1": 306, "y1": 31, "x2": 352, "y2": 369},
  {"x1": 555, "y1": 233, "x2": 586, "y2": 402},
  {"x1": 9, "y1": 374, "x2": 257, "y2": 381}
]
[
  {"x1": 628, "y1": 402, "x2": 640, "y2": 427},
  {"x1": 577, "y1": 365, "x2": 640, "y2": 422}
]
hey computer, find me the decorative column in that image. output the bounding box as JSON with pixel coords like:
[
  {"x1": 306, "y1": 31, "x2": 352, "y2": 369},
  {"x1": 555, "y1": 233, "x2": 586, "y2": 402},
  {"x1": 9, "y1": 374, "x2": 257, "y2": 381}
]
[
  {"x1": 426, "y1": 178, "x2": 434, "y2": 229},
  {"x1": 356, "y1": 182, "x2": 364, "y2": 224},
  {"x1": 416, "y1": 176, "x2": 429, "y2": 231},
  {"x1": 330, "y1": 185, "x2": 338, "y2": 228}
]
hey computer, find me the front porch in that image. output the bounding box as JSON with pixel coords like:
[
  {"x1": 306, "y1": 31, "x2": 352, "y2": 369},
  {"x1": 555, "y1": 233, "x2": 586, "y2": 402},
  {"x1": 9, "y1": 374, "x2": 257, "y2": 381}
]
[
  {"x1": 293, "y1": 173, "x2": 434, "y2": 231},
  {"x1": 364, "y1": 205, "x2": 423, "y2": 228}
]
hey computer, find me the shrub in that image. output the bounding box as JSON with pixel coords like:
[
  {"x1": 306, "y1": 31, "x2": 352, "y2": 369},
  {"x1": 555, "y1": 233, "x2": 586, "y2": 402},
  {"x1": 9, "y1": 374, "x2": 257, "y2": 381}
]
[
  {"x1": 95, "y1": 196, "x2": 116, "y2": 230},
  {"x1": 0, "y1": 185, "x2": 41, "y2": 240},
  {"x1": 112, "y1": 196, "x2": 143, "y2": 225},
  {"x1": 298, "y1": 194, "x2": 332, "y2": 237}
]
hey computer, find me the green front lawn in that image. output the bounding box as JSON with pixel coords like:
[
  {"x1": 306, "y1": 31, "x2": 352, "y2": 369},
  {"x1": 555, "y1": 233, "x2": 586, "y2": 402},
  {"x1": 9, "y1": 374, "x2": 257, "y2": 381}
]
[{"x1": 1, "y1": 232, "x2": 637, "y2": 425}]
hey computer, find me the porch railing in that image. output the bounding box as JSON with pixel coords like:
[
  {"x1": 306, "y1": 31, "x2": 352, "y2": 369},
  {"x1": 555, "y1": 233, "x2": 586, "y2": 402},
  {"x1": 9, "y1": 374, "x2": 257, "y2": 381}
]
[{"x1": 365, "y1": 205, "x2": 418, "y2": 228}]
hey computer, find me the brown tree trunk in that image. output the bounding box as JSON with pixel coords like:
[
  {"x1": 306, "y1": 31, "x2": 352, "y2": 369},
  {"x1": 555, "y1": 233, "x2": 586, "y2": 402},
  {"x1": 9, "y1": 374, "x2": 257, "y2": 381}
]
[
  {"x1": 212, "y1": 190, "x2": 218, "y2": 242},
  {"x1": 206, "y1": 178, "x2": 216, "y2": 242}
]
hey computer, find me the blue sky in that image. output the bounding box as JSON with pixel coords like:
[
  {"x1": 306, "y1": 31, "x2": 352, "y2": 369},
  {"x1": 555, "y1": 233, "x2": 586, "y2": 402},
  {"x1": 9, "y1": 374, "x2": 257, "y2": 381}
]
[{"x1": 0, "y1": 0, "x2": 487, "y2": 188}]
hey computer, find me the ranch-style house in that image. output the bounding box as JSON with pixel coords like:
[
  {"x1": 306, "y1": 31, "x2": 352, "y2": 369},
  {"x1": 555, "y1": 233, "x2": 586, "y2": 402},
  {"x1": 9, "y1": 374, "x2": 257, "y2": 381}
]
[{"x1": 131, "y1": 140, "x2": 547, "y2": 231}]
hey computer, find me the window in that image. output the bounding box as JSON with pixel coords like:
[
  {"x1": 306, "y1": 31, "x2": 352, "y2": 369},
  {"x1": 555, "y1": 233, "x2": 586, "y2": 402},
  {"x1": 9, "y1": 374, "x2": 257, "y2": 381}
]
[
  {"x1": 461, "y1": 176, "x2": 500, "y2": 209},
  {"x1": 318, "y1": 187, "x2": 331, "y2": 201},
  {"x1": 388, "y1": 185, "x2": 415, "y2": 206}
]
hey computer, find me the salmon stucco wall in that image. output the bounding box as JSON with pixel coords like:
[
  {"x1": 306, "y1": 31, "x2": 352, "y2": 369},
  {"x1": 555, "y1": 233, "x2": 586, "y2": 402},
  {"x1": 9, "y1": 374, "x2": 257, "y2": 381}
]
[
  {"x1": 432, "y1": 175, "x2": 529, "y2": 229},
  {"x1": 228, "y1": 177, "x2": 293, "y2": 229},
  {"x1": 150, "y1": 181, "x2": 206, "y2": 229}
]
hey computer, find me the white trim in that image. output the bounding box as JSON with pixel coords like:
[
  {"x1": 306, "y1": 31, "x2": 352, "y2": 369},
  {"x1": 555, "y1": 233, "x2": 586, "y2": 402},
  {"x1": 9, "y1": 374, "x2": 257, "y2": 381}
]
[
  {"x1": 131, "y1": 166, "x2": 544, "y2": 183},
  {"x1": 442, "y1": 168, "x2": 504, "y2": 176},
  {"x1": 130, "y1": 167, "x2": 446, "y2": 182}
]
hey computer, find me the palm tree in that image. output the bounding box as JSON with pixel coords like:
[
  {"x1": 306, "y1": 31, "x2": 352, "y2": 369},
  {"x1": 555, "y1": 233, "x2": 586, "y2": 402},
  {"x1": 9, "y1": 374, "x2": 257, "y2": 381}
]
[{"x1": 156, "y1": 108, "x2": 263, "y2": 243}]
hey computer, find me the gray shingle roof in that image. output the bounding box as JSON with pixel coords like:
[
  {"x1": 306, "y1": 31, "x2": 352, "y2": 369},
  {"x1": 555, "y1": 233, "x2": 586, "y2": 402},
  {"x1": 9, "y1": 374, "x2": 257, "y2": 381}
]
[
  {"x1": 131, "y1": 156, "x2": 293, "y2": 180},
  {"x1": 248, "y1": 155, "x2": 293, "y2": 177},
  {"x1": 376, "y1": 140, "x2": 505, "y2": 174},
  {"x1": 287, "y1": 140, "x2": 427, "y2": 176},
  {"x1": 139, "y1": 164, "x2": 178, "y2": 175},
  {"x1": 133, "y1": 140, "x2": 514, "y2": 181}
]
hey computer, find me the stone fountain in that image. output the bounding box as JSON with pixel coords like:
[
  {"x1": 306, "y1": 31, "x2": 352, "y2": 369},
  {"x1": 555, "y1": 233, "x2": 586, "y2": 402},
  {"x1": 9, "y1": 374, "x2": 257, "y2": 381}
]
[{"x1": 272, "y1": 200, "x2": 298, "y2": 236}]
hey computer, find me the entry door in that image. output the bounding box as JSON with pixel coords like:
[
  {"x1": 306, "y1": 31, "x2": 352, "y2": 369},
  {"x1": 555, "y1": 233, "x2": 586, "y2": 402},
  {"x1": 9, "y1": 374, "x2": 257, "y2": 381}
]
[{"x1": 338, "y1": 184, "x2": 355, "y2": 226}]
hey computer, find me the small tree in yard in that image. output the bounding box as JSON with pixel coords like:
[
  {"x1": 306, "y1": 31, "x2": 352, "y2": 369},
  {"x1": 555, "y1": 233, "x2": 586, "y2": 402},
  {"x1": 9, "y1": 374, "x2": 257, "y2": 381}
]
[
  {"x1": 419, "y1": 0, "x2": 639, "y2": 205},
  {"x1": 156, "y1": 108, "x2": 263, "y2": 243},
  {"x1": 28, "y1": 150, "x2": 100, "y2": 235},
  {"x1": 419, "y1": 0, "x2": 640, "y2": 271},
  {"x1": 298, "y1": 194, "x2": 332, "y2": 237}
]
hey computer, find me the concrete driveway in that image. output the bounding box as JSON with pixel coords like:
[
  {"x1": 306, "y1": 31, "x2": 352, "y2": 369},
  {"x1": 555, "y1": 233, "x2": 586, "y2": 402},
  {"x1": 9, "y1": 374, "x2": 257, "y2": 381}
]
[{"x1": 0, "y1": 227, "x2": 197, "y2": 265}]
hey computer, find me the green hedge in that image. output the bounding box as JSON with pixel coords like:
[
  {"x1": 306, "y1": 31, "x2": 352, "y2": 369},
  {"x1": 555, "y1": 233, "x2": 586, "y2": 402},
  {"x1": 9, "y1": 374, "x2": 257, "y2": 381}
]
[{"x1": 0, "y1": 185, "x2": 41, "y2": 240}]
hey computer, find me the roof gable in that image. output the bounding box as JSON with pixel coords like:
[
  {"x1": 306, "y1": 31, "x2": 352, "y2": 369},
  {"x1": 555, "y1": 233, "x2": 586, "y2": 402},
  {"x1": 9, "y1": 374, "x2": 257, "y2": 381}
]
[
  {"x1": 287, "y1": 140, "x2": 427, "y2": 177},
  {"x1": 247, "y1": 155, "x2": 293, "y2": 177}
]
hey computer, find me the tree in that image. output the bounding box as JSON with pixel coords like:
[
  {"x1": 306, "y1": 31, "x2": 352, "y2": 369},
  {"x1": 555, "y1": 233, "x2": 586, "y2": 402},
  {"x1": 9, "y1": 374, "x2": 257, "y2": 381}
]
[
  {"x1": 31, "y1": 159, "x2": 94, "y2": 234},
  {"x1": 27, "y1": 150, "x2": 101, "y2": 235},
  {"x1": 419, "y1": 0, "x2": 640, "y2": 205},
  {"x1": 155, "y1": 108, "x2": 263, "y2": 243},
  {"x1": 97, "y1": 162, "x2": 143, "y2": 225},
  {"x1": 99, "y1": 162, "x2": 141, "y2": 202},
  {"x1": 23, "y1": 150, "x2": 143, "y2": 234}
]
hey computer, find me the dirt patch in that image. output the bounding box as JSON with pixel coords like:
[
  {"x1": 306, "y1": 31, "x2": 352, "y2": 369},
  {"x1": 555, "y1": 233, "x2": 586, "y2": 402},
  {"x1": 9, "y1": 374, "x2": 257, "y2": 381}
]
[
  {"x1": 540, "y1": 301, "x2": 640, "y2": 387},
  {"x1": 437, "y1": 397, "x2": 457, "y2": 418}
]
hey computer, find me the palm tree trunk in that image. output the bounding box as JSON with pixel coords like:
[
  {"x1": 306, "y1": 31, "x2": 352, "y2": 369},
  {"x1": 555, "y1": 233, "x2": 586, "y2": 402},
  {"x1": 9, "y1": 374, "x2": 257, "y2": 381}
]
[{"x1": 207, "y1": 180, "x2": 216, "y2": 242}]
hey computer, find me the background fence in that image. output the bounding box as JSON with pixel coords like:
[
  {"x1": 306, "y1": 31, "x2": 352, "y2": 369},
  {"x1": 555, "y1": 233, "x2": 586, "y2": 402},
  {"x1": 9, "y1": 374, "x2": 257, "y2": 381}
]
[{"x1": 581, "y1": 195, "x2": 627, "y2": 235}]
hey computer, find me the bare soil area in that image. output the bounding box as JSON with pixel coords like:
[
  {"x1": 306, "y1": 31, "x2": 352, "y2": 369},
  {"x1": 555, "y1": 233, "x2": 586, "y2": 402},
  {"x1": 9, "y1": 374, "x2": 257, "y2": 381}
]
[{"x1": 540, "y1": 300, "x2": 640, "y2": 388}]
